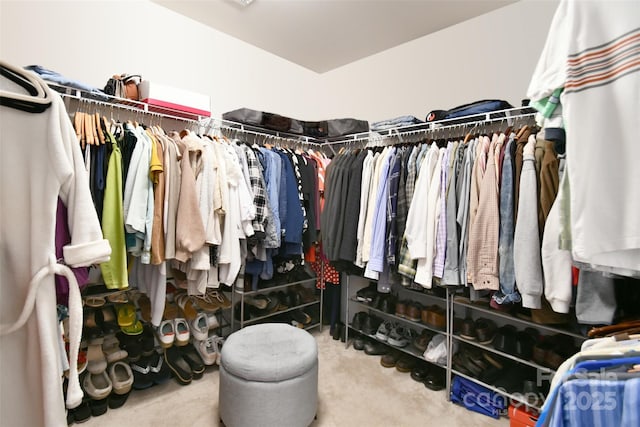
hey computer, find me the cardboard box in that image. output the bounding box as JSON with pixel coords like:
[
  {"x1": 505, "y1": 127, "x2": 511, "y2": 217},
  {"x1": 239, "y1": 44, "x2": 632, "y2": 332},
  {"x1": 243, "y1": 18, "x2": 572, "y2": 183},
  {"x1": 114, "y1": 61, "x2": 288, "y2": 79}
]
[
  {"x1": 508, "y1": 404, "x2": 539, "y2": 427},
  {"x1": 139, "y1": 81, "x2": 211, "y2": 117}
]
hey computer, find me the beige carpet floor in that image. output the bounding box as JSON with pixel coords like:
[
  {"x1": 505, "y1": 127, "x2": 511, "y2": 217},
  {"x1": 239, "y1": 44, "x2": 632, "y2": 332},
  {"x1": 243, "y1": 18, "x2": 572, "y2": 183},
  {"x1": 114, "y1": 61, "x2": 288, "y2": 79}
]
[{"x1": 81, "y1": 330, "x2": 508, "y2": 426}]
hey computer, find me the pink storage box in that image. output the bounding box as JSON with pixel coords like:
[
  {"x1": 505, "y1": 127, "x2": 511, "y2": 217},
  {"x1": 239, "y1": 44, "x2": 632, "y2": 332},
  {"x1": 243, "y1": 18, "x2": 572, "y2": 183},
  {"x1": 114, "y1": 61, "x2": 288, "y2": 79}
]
[{"x1": 139, "y1": 80, "x2": 211, "y2": 117}]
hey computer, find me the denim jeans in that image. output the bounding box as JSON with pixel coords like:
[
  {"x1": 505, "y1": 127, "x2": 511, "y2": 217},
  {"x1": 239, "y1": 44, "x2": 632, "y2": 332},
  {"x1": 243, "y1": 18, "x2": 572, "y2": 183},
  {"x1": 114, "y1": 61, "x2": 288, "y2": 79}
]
[{"x1": 494, "y1": 137, "x2": 521, "y2": 304}]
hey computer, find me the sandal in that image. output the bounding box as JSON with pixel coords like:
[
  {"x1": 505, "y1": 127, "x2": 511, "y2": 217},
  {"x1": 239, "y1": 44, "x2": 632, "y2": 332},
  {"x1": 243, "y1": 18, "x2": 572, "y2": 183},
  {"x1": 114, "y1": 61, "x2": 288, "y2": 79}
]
[
  {"x1": 106, "y1": 291, "x2": 129, "y2": 304},
  {"x1": 84, "y1": 296, "x2": 106, "y2": 308},
  {"x1": 120, "y1": 320, "x2": 144, "y2": 336},
  {"x1": 117, "y1": 304, "x2": 136, "y2": 327},
  {"x1": 86, "y1": 343, "x2": 107, "y2": 374}
]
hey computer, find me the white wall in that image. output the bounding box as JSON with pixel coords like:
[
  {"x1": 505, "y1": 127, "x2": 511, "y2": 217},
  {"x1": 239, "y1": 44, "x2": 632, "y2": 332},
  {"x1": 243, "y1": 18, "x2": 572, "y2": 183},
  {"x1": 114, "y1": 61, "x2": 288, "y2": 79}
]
[
  {"x1": 318, "y1": 0, "x2": 559, "y2": 122},
  {"x1": 0, "y1": 0, "x2": 559, "y2": 123},
  {"x1": 0, "y1": 0, "x2": 322, "y2": 120}
]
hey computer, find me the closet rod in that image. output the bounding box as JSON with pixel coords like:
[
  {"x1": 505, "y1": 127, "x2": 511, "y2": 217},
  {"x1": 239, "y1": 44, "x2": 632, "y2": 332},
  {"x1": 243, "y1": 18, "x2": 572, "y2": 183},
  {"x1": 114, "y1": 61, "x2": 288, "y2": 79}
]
[
  {"x1": 204, "y1": 117, "x2": 323, "y2": 145},
  {"x1": 321, "y1": 106, "x2": 537, "y2": 146},
  {"x1": 47, "y1": 82, "x2": 205, "y2": 124}
]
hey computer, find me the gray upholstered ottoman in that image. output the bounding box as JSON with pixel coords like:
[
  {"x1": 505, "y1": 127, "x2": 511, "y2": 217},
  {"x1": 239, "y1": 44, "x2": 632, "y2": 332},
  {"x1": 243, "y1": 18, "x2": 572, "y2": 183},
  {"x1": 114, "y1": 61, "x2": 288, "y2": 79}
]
[{"x1": 219, "y1": 323, "x2": 318, "y2": 427}]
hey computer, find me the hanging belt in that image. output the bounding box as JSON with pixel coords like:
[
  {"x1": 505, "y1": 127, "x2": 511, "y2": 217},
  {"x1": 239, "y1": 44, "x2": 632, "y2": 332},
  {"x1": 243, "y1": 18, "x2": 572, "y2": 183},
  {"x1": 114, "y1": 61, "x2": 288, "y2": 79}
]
[{"x1": 0, "y1": 255, "x2": 84, "y2": 409}]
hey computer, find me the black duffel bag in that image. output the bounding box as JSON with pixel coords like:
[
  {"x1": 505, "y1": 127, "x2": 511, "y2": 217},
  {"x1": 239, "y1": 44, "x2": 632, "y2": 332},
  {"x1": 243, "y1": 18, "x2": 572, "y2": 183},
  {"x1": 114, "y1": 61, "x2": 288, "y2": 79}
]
[
  {"x1": 327, "y1": 118, "x2": 369, "y2": 137},
  {"x1": 222, "y1": 108, "x2": 263, "y2": 126}
]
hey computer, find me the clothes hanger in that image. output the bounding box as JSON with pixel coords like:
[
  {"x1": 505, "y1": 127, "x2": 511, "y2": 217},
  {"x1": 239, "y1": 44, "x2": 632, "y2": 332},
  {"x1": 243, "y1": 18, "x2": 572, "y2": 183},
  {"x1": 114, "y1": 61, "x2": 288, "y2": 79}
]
[{"x1": 0, "y1": 61, "x2": 52, "y2": 113}]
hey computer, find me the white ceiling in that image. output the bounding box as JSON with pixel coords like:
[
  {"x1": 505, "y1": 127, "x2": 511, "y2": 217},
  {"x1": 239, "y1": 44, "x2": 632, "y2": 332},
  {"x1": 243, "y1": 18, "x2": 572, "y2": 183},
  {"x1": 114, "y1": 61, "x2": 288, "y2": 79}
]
[{"x1": 153, "y1": 0, "x2": 517, "y2": 73}]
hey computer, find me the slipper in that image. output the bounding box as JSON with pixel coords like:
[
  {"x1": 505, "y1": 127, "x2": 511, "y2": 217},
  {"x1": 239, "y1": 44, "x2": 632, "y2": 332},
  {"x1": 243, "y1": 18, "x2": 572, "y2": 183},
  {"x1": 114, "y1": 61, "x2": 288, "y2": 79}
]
[
  {"x1": 106, "y1": 291, "x2": 129, "y2": 304},
  {"x1": 139, "y1": 324, "x2": 156, "y2": 356},
  {"x1": 84, "y1": 296, "x2": 106, "y2": 308},
  {"x1": 120, "y1": 320, "x2": 144, "y2": 336},
  {"x1": 103, "y1": 336, "x2": 128, "y2": 364},
  {"x1": 117, "y1": 304, "x2": 136, "y2": 327},
  {"x1": 83, "y1": 371, "x2": 113, "y2": 400},
  {"x1": 109, "y1": 361, "x2": 134, "y2": 395},
  {"x1": 136, "y1": 294, "x2": 152, "y2": 323},
  {"x1": 178, "y1": 343, "x2": 205, "y2": 379},
  {"x1": 149, "y1": 352, "x2": 172, "y2": 385},
  {"x1": 89, "y1": 397, "x2": 108, "y2": 417},
  {"x1": 87, "y1": 343, "x2": 107, "y2": 374},
  {"x1": 130, "y1": 357, "x2": 154, "y2": 390}
]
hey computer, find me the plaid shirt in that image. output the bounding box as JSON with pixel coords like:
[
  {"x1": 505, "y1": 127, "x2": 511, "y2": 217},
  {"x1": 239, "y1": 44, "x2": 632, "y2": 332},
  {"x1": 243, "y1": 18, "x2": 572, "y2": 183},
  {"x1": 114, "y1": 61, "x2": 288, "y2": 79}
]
[
  {"x1": 243, "y1": 145, "x2": 268, "y2": 237},
  {"x1": 397, "y1": 145, "x2": 421, "y2": 280}
]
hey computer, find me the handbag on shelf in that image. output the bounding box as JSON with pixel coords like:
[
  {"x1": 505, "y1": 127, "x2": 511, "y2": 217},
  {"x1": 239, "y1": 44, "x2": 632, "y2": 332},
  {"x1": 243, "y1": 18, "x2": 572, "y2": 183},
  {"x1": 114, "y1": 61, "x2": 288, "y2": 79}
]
[{"x1": 103, "y1": 74, "x2": 141, "y2": 100}]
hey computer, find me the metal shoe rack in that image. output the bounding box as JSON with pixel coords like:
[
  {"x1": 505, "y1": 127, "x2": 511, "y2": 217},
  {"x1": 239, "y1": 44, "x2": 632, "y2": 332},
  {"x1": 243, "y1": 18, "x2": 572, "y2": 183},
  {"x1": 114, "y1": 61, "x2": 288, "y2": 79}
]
[{"x1": 344, "y1": 276, "x2": 587, "y2": 415}]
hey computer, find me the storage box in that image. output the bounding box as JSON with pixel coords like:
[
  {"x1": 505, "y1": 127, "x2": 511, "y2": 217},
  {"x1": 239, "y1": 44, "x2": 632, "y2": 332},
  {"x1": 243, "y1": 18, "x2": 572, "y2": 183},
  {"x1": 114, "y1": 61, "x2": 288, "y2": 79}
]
[
  {"x1": 139, "y1": 81, "x2": 211, "y2": 117},
  {"x1": 508, "y1": 404, "x2": 539, "y2": 427}
]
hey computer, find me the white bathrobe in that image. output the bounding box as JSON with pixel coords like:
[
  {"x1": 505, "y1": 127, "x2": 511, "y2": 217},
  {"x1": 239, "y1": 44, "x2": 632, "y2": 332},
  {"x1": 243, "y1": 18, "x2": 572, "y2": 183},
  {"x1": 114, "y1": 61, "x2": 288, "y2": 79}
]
[{"x1": 0, "y1": 66, "x2": 111, "y2": 427}]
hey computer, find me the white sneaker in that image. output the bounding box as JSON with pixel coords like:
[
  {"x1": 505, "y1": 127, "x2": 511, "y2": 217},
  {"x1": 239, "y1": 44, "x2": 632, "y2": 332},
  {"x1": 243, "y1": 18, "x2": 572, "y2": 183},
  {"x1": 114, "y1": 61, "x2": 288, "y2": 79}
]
[
  {"x1": 195, "y1": 336, "x2": 219, "y2": 366},
  {"x1": 155, "y1": 320, "x2": 175, "y2": 348},
  {"x1": 174, "y1": 318, "x2": 190, "y2": 346},
  {"x1": 191, "y1": 312, "x2": 220, "y2": 341}
]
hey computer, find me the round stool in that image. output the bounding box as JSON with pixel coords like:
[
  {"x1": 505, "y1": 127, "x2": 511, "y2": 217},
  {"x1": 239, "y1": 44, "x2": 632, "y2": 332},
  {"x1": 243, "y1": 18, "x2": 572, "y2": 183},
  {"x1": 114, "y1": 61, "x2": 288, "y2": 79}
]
[{"x1": 219, "y1": 323, "x2": 318, "y2": 427}]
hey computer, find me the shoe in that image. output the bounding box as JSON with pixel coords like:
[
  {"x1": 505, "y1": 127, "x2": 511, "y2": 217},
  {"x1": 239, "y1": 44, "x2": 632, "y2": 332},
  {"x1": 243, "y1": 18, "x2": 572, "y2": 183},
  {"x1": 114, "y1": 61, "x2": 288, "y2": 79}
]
[
  {"x1": 148, "y1": 352, "x2": 172, "y2": 385},
  {"x1": 387, "y1": 325, "x2": 409, "y2": 347},
  {"x1": 116, "y1": 304, "x2": 136, "y2": 328},
  {"x1": 174, "y1": 318, "x2": 190, "y2": 346},
  {"x1": 164, "y1": 347, "x2": 193, "y2": 385},
  {"x1": 207, "y1": 290, "x2": 231, "y2": 309},
  {"x1": 395, "y1": 301, "x2": 407, "y2": 318},
  {"x1": 351, "y1": 311, "x2": 368, "y2": 331},
  {"x1": 424, "y1": 368, "x2": 446, "y2": 391},
  {"x1": 288, "y1": 289, "x2": 303, "y2": 307},
  {"x1": 375, "y1": 321, "x2": 393, "y2": 342},
  {"x1": 130, "y1": 357, "x2": 154, "y2": 390},
  {"x1": 459, "y1": 317, "x2": 477, "y2": 340},
  {"x1": 69, "y1": 399, "x2": 91, "y2": 423},
  {"x1": 175, "y1": 293, "x2": 199, "y2": 322},
  {"x1": 356, "y1": 283, "x2": 377, "y2": 303},
  {"x1": 361, "y1": 314, "x2": 382, "y2": 335},
  {"x1": 179, "y1": 343, "x2": 206, "y2": 380},
  {"x1": 139, "y1": 324, "x2": 156, "y2": 356},
  {"x1": 120, "y1": 320, "x2": 144, "y2": 336},
  {"x1": 155, "y1": 319, "x2": 175, "y2": 348},
  {"x1": 422, "y1": 305, "x2": 446, "y2": 330},
  {"x1": 89, "y1": 398, "x2": 109, "y2": 417},
  {"x1": 515, "y1": 330, "x2": 536, "y2": 360},
  {"x1": 475, "y1": 318, "x2": 497, "y2": 344},
  {"x1": 410, "y1": 364, "x2": 430, "y2": 382},
  {"x1": 191, "y1": 312, "x2": 219, "y2": 341},
  {"x1": 290, "y1": 309, "x2": 312, "y2": 325},
  {"x1": 245, "y1": 294, "x2": 270, "y2": 310},
  {"x1": 405, "y1": 302, "x2": 422, "y2": 322},
  {"x1": 396, "y1": 356, "x2": 416, "y2": 373},
  {"x1": 353, "y1": 334, "x2": 366, "y2": 351},
  {"x1": 493, "y1": 325, "x2": 518, "y2": 355},
  {"x1": 102, "y1": 335, "x2": 129, "y2": 364},
  {"x1": 363, "y1": 340, "x2": 388, "y2": 356},
  {"x1": 108, "y1": 391, "x2": 130, "y2": 409},
  {"x1": 412, "y1": 329, "x2": 433, "y2": 353},
  {"x1": 380, "y1": 350, "x2": 402, "y2": 368},
  {"x1": 108, "y1": 361, "x2": 133, "y2": 395},
  {"x1": 192, "y1": 292, "x2": 221, "y2": 313},
  {"x1": 378, "y1": 295, "x2": 396, "y2": 314},
  {"x1": 196, "y1": 335, "x2": 220, "y2": 366},
  {"x1": 83, "y1": 371, "x2": 113, "y2": 400}
]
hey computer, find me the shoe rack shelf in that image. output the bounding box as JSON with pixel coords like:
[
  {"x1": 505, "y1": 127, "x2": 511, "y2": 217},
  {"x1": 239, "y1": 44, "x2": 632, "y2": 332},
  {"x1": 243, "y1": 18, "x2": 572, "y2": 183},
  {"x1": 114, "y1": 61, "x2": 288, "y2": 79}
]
[
  {"x1": 232, "y1": 277, "x2": 323, "y2": 331},
  {"x1": 449, "y1": 295, "x2": 587, "y2": 415},
  {"x1": 451, "y1": 369, "x2": 544, "y2": 412},
  {"x1": 240, "y1": 300, "x2": 321, "y2": 326},
  {"x1": 451, "y1": 334, "x2": 555, "y2": 375},
  {"x1": 348, "y1": 324, "x2": 447, "y2": 369},
  {"x1": 349, "y1": 298, "x2": 448, "y2": 337},
  {"x1": 452, "y1": 298, "x2": 584, "y2": 340}
]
